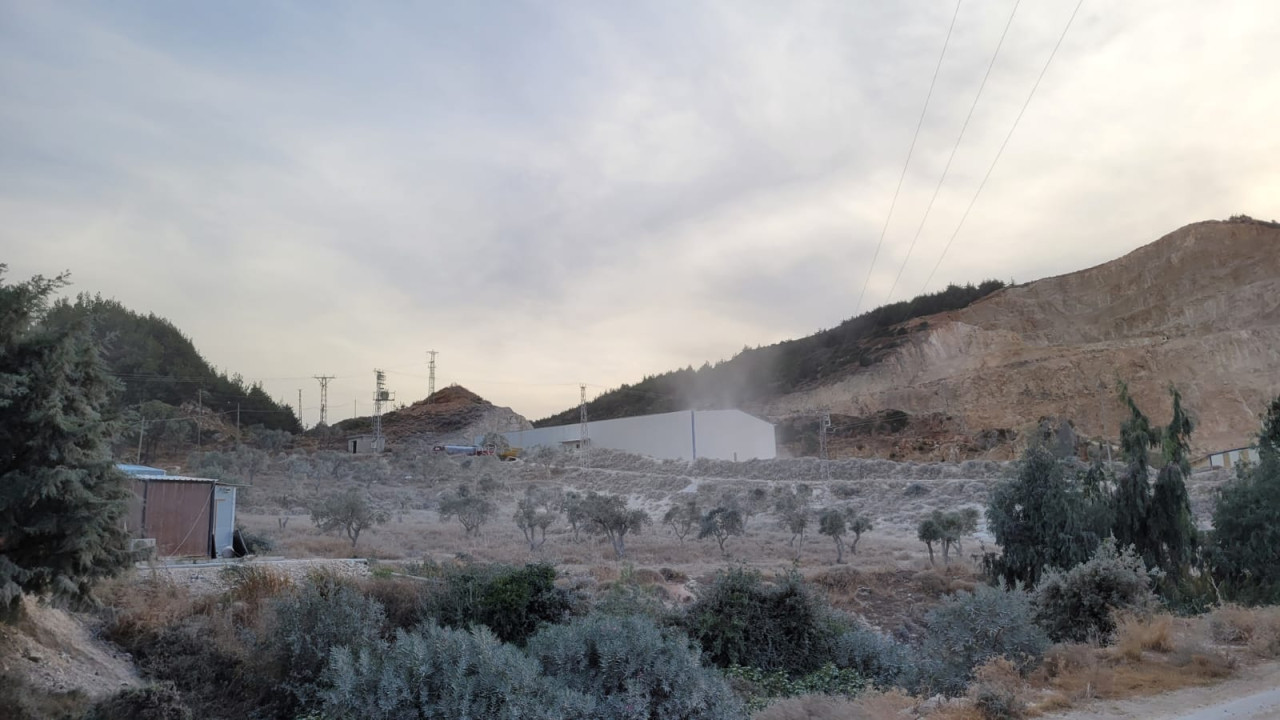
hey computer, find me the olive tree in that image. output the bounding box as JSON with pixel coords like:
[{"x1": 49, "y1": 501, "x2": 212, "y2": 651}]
[
  {"x1": 310, "y1": 489, "x2": 388, "y2": 547},
  {"x1": 578, "y1": 492, "x2": 649, "y2": 559}
]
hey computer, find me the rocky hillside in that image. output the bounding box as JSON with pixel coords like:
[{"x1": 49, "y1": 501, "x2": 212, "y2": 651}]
[
  {"x1": 339, "y1": 385, "x2": 532, "y2": 444},
  {"x1": 764, "y1": 217, "x2": 1280, "y2": 459}
]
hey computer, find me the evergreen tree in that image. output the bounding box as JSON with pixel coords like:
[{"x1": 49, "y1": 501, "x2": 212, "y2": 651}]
[
  {"x1": 0, "y1": 268, "x2": 131, "y2": 619},
  {"x1": 986, "y1": 446, "x2": 1107, "y2": 588},
  {"x1": 1148, "y1": 387, "x2": 1197, "y2": 581},
  {"x1": 1113, "y1": 381, "x2": 1158, "y2": 565},
  {"x1": 1206, "y1": 396, "x2": 1280, "y2": 603}
]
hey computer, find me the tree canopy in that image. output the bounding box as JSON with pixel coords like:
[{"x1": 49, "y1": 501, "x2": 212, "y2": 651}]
[{"x1": 0, "y1": 268, "x2": 132, "y2": 618}]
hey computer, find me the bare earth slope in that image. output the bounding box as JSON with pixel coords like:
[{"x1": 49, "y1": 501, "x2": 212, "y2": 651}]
[{"x1": 764, "y1": 219, "x2": 1280, "y2": 456}]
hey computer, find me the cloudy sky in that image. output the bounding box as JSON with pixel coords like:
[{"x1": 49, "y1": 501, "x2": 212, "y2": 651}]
[{"x1": 3, "y1": 1, "x2": 1278, "y2": 423}]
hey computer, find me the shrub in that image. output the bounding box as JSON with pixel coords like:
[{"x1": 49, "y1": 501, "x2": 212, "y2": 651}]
[
  {"x1": 684, "y1": 568, "x2": 844, "y2": 675},
  {"x1": 724, "y1": 663, "x2": 865, "y2": 713},
  {"x1": 528, "y1": 614, "x2": 745, "y2": 720},
  {"x1": 322, "y1": 624, "x2": 595, "y2": 720},
  {"x1": 829, "y1": 627, "x2": 915, "y2": 688},
  {"x1": 425, "y1": 563, "x2": 574, "y2": 646},
  {"x1": 918, "y1": 585, "x2": 1048, "y2": 696},
  {"x1": 1031, "y1": 541, "x2": 1155, "y2": 642},
  {"x1": 83, "y1": 684, "x2": 192, "y2": 720},
  {"x1": 265, "y1": 574, "x2": 385, "y2": 707}
]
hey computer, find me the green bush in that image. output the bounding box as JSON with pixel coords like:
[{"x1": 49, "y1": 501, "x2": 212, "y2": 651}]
[
  {"x1": 724, "y1": 663, "x2": 865, "y2": 712},
  {"x1": 918, "y1": 585, "x2": 1048, "y2": 696},
  {"x1": 1207, "y1": 398, "x2": 1280, "y2": 604},
  {"x1": 266, "y1": 574, "x2": 385, "y2": 707},
  {"x1": 425, "y1": 563, "x2": 574, "y2": 646},
  {"x1": 322, "y1": 624, "x2": 595, "y2": 720},
  {"x1": 829, "y1": 627, "x2": 915, "y2": 688},
  {"x1": 1031, "y1": 541, "x2": 1155, "y2": 642},
  {"x1": 528, "y1": 614, "x2": 745, "y2": 720},
  {"x1": 683, "y1": 568, "x2": 844, "y2": 675}
]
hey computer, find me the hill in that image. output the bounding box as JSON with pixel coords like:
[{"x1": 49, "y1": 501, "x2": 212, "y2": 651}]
[
  {"x1": 538, "y1": 216, "x2": 1280, "y2": 460},
  {"x1": 764, "y1": 216, "x2": 1280, "y2": 458},
  {"x1": 333, "y1": 385, "x2": 531, "y2": 443},
  {"x1": 535, "y1": 280, "x2": 1006, "y2": 427},
  {"x1": 43, "y1": 295, "x2": 300, "y2": 460}
]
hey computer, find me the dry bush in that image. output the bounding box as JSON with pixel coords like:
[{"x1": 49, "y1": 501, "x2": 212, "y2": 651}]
[
  {"x1": 1167, "y1": 639, "x2": 1236, "y2": 679},
  {"x1": 1032, "y1": 643, "x2": 1111, "y2": 704},
  {"x1": 968, "y1": 658, "x2": 1029, "y2": 720},
  {"x1": 223, "y1": 565, "x2": 294, "y2": 608},
  {"x1": 589, "y1": 565, "x2": 620, "y2": 583},
  {"x1": 98, "y1": 575, "x2": 198, "y2": 641},
  {"x1": 1113, "y1": 613, "x2": 1174, "y2": 660},
  {"x1": 1208, "y1": 604, "x2": 1280, "y2": 657}
]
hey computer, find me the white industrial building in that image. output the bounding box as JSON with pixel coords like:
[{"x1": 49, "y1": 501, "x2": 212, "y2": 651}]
[{"x1": 492, "y1": 409, "x2": 777, "y2": 462}]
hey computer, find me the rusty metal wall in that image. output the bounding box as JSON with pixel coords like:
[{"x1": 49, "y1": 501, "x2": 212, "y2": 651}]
[{"x1": 139, "y1": 481, "x2": 214, "y2": 557}]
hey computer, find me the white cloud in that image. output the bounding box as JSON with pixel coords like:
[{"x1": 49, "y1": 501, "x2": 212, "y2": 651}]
[{"x1": 3, "y1": 0, "x2": 1278, "y2": 422}]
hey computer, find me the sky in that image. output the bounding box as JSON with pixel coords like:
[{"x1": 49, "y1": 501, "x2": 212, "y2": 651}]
[{"x1": 3, "y1": 0, "x2": 1278, "y2": 425}]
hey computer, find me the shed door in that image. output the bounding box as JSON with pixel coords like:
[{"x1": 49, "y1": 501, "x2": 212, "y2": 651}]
[{"x1": 213, "y1": 486, "x2": 236, "y2": 557}]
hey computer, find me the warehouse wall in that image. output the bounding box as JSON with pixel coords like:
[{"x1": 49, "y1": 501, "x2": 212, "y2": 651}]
[{"x1": 501, "y1": 409, "x2": 775, "y2": 461}]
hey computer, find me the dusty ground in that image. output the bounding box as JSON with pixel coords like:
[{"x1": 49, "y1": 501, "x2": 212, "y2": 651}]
[
  {"x1": 0, "y1": 597, "x2": 140, "y2": 700},
  {"x1": 1042, "y1": 661, "x2": 1280, "y2": 720}
]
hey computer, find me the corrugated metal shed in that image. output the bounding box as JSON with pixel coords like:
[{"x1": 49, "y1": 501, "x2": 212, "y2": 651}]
[{"x1": 119, "y1": 464, "x2": 236, "y2": 558}]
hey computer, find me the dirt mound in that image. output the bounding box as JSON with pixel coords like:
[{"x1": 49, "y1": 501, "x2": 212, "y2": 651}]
[
  {"x1": 764, "y1": 218, "x2": 1280, "y2": 459},
  {"x1": 379, "y1": 385, "x2": 532, "y2": 442},
  {"x1": 0, "y1": 597, "x2": 140, "y2": 700}
]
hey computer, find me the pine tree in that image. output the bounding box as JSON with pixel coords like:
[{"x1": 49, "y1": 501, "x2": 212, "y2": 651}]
[
  {"x1": 1113, "y1": 381, "x2": 1157, "y2": 566},
  {"x1": 0, "y1": 268, "x2": 132, "y2": 619},
  {"x1": 1148, "y1": 387, "x2": 1197, "y2": 581}
]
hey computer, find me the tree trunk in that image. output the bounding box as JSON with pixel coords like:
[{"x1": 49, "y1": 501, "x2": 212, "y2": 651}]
[
  {"x1": 834, "y1": 536, "x2": 844, "y2": 564},
  {"x1": 926, "y1": 541, "x2": 935, "y2": 566}
]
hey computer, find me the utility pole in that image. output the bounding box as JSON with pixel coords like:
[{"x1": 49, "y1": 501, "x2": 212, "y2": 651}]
[
  {"x1": 819, "y1": 410, "x2": 832, "y2": 480},
  {"x1": 196, "y1": 387, "x2": 202, "y2": 448},
  {"x1": 297, "y1": 388, "x2": 303, "y2": 429},
  {"x1": 427, "y1": 350, "x2": 438, "y2": 400},
  {"x1": 236, "y1": 403, "x2": 241, "y2": 435},
  {"x1": 136, "y1": 404, "x2": 145, "y2": 464},
  {"x1": 313, "y1": 375, "x2": 335, "y2": 426},
  {"x1": 579, "y1": 384, "x2": 589, "y2": 466},
  {"x1": 372, "y1": 369, "x2": 393, "y2": 453}
]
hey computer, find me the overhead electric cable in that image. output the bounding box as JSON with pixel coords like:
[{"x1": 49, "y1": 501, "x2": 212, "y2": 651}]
[
  {"x1": 884, "y1": 0, "x2": 1022, "y2": 304},
  {"x1": 853, "y1": 0, "x2": 963, "y2": 314},
  {"x1": 920, "y1": 0, "x2": 1086, "y2": 294}
]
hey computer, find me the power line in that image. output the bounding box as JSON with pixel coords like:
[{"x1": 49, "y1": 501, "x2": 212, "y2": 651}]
[
  {"x1": 920, "y1": 0, "x2": 1086, "y2": 295},
  {"x1": 884, "y1": 0, "x2": 1022, "y2": 304},
  {"x1": 854, "y1": 0, "x2": 964, "y2": 315}
]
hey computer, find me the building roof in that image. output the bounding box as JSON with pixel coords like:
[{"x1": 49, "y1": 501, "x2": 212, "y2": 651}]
[
  {"x1": 132, "y1": 474, "x2": 220, "y2": 484},
  {"x1": 117, "y1": 463, "x2": 167, "y2": 477}
]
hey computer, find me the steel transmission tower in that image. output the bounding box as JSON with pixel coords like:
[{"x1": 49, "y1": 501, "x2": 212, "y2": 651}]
[
  {"x1": 313, "y1": 375, "x2": 335, "y2": 426},
  {"x1": 372, "y1": 369, "x2": 394, "y2": 453},
  {"x1": 819, "y1": 410, "x2": 832, "y2": 480},
  {"x1": 427, "y1": 350, "x2": 438, "y2": 399}
]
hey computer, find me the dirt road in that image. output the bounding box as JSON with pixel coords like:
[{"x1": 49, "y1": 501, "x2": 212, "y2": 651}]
[{"x1": 1043, "y1": 662, "x2": 1280, "y2": 720}]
